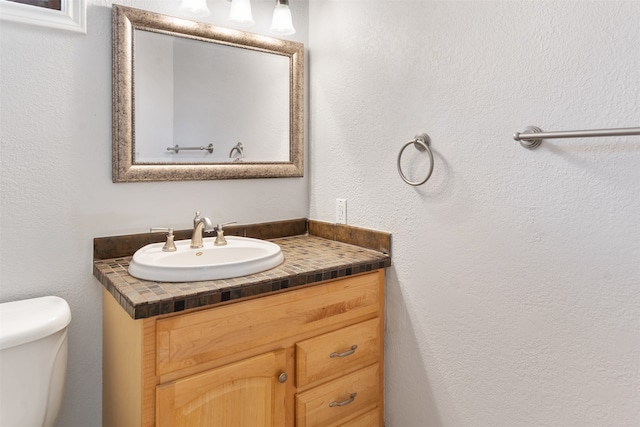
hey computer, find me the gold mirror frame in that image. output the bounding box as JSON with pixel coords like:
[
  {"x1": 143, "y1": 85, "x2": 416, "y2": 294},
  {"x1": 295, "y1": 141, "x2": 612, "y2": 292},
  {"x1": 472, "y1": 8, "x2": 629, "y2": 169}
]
[{"x1": 112, "y1": 5, "x2": 304, "y2": 182}]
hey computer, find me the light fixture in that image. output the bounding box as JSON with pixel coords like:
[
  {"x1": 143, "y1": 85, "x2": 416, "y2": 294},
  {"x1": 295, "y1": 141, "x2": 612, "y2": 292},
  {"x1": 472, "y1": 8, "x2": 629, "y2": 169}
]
[
  {"x1": 227, "y1": 0, "x2": 255, "y2": 27},
  {"x1": 270, "y1": 0, "x2": 295, "y2": 35},
  {"x1": 179, "y1": 0, "x2": 210, "y2": 17}
]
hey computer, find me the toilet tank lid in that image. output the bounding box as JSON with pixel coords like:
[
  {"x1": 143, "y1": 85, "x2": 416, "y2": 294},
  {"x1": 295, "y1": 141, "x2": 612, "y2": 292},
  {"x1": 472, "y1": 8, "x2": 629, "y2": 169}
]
[{"x1": 0, "y1": 296, "x2": 71, "y2": 350}]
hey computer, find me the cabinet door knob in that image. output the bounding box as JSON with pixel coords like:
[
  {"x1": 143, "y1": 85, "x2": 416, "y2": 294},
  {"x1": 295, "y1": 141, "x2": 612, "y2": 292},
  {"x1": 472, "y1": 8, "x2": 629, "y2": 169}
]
[
  {"x1": 329, "y1": 345, "x2": 358, "y2": 358},
  {"x1": 278, "y1": 372, "x2": 288, "y2": 383},
  {"x1": 329, "y1": 392, "x2": 357, "y2": 407}
]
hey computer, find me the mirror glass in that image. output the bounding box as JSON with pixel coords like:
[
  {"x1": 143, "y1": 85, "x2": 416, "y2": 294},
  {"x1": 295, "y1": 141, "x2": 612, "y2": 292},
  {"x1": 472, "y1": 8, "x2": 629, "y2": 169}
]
[{"x1": 112, "y1": 5, "x2": 304, "y2": 182}]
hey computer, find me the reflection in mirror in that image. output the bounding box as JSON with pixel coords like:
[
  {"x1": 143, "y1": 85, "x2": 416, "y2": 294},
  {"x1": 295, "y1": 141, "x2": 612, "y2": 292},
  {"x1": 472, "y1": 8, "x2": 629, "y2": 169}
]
[
  {"x1": 112, "y1": 5, "x2": 304, "y2": 182},
  {"x1": 135, "y1": 30, "x2": 290, "y2": 164}
]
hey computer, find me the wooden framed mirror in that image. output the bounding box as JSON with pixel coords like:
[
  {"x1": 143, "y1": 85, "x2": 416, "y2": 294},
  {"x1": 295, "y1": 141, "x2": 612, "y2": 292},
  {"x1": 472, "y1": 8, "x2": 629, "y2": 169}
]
[{"x1": 112, "y1": 5, "x2": 304, "y2": 182}]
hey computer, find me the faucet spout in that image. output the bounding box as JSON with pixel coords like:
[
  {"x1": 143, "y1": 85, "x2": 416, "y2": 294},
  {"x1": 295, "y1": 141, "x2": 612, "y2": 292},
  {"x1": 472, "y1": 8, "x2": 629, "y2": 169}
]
[{"x1": 191, "y1": 211, "x2": 214, "y2": 249}]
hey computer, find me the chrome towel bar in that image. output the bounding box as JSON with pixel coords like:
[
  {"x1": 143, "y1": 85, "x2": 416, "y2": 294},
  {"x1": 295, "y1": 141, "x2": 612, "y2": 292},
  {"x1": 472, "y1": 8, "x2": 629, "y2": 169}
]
[
  {"x1": 166, "y1": 144, "x2": 214, "y2": 154},
  {"x1": 397, "y1": 133, "x2": 434, "y2": 186},
  {"x1": 513, "y1": 126, "x2": 640, "y2": 150}
]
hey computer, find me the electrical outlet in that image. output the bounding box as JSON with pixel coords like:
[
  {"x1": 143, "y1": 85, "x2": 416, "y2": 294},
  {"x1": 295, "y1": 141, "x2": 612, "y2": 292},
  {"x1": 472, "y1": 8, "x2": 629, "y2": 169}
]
[{"x1": 336, "y1": 199, "x2": 347, "y2": 224}]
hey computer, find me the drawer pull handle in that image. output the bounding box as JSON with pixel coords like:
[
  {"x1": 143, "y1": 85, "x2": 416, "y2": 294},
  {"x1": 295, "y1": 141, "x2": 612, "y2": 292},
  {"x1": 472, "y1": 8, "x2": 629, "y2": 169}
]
[
  {"x1": 278, "y1": 372, "x2": 288, "y2": 383},
  {"x1": 329, "y1": 392, "x2": 357, "y2": 408},
  {"x1": 330, "y1": 345, "x2": 358, "y2": 358}
]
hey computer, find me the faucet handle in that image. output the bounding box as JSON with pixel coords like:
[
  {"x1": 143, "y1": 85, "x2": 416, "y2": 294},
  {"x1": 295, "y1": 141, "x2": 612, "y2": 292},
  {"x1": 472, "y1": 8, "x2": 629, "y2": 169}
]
[
  {"x1": 150, "y1": 227, "x2": 177, "y2": 252},
  {"x1": 214, "y1": 221, "x2": 237, "y2": 246},
  {"x1": 216, "y1": 220, "x2": 237, "y2": 229}
]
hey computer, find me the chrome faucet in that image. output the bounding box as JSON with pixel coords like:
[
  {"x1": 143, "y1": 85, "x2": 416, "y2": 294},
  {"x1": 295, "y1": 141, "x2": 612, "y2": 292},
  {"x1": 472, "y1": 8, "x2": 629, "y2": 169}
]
[{"x1": 191, "y1": 211, "x2": 214, "y2": 249}]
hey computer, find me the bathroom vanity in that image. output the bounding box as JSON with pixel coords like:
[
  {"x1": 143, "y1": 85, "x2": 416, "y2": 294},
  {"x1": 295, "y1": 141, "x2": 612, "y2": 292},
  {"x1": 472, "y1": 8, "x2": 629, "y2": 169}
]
[{"x1": 95, "y1": 219, "x2": 390, "y2": 427}]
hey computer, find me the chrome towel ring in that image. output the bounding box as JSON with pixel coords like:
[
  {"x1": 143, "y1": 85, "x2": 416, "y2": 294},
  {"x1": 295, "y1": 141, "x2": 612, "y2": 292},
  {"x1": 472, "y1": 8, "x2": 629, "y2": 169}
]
[
  {"x1": 229, "y1": 142, "x2": 244, "y2": 161},
  {"x1": 397, "y1": 133, "x2": 434, "y2": 186}
]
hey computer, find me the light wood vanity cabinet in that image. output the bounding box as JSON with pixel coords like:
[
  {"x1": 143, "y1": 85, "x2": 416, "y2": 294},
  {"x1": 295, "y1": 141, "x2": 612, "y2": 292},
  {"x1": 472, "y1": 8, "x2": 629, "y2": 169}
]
[{"x1": 103, "y1": 270, "x2": 385, "y2": 427}]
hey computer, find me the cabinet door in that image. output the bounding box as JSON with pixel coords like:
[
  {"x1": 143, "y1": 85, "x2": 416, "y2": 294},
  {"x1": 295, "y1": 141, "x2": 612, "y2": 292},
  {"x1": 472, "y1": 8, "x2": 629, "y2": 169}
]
[{"x1": 156, "y1": 349, "x2": 287, "y2": 427}]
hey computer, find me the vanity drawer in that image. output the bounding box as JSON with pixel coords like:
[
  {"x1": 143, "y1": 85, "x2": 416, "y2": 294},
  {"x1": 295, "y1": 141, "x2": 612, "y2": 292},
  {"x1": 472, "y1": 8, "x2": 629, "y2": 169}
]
[
  {"x1": 296, "y1": 318, "x2": 380, "y2": 388},
  {"x1": 295, "y1": 363, "x2": 380, "y2": 427},
  {"x1": 339, "y1": 408, "x2": 380, "y2": 426},
  {"x1": 156, "y1": 272, "x2": 383, "y2": 376}
]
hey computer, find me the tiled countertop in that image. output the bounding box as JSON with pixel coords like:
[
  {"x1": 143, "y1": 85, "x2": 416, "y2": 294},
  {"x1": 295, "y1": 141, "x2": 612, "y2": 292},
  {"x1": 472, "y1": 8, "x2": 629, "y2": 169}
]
[{"x1": 94, "y1": 220, "x2": 391, "y2": 319}]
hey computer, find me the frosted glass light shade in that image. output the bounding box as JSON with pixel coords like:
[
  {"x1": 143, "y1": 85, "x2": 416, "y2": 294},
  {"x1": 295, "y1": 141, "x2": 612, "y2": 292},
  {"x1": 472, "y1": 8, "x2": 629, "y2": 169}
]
[
  {"x1": 270, "y1": 1, "x2": 295, "y2": 35},
  {"x1": 228, "y1": 0, "x2": 255, "y2": 26},
  {"x1": 179, "y1": 0, "x2": 210, "y2": 17}
]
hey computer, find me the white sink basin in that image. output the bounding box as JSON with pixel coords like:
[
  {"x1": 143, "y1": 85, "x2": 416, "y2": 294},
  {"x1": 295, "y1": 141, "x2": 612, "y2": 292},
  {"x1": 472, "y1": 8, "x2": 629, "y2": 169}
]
[{"x1": 128, "y1": 236, "x2": 284, "y2": 282}]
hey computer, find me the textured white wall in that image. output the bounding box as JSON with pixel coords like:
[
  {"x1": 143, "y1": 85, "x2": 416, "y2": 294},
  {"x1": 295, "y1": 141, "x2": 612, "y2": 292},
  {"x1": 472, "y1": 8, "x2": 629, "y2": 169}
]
[
  {"x1": 308, "y1": 1, "x2": 639, "y2": 426},
  {"x1": 2, "y1": 1, "x2": 638, "y2": 425},
  {"x1": 0, "y1": 1, "x2": 308, "y2": 425}
]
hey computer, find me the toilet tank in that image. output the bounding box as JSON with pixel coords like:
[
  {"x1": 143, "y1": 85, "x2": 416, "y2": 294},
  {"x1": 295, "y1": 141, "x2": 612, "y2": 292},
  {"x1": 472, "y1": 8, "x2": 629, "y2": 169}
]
[{"x1": 0, "y1": 296, "x2": 72, "y2": 427}]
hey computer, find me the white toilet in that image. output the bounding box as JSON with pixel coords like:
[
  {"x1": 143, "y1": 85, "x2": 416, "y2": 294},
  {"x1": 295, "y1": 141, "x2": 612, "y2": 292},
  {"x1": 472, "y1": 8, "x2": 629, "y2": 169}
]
[{"x1": 0, "y1": 296, "x2": 71, "y2": 427}]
